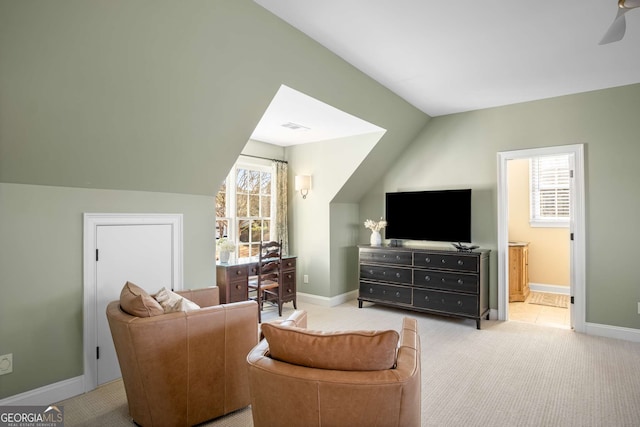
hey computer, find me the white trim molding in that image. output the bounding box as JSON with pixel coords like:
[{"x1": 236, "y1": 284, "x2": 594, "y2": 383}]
[
  {"x1": 528, "y1": 283, "x2": 571, "y2": 295},
  {"x1": 585, "y1": 323, "x2": 640, "y2": 343},
  {"x1": 297, "y1": 290, "x2": 358, "y2": 307},
  {"x1": 0, "y1": 376, "x2": 84, "y2": 406}
]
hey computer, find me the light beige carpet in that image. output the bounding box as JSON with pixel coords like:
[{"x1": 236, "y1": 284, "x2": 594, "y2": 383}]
[
  {"x1": 57, "y1": 301, "x2": 640, "y2": 427},
  {"x1": 528, "y1": 291, "x2": 569, "y2": 308}
]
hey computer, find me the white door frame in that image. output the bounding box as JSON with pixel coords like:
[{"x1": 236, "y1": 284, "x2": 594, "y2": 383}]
[
  {"x1": 82, "y1": 213, "x2": 183, "y2": 392},
  {"x1": 497, "y1": 144, "x2": 586, "y2": 332}
]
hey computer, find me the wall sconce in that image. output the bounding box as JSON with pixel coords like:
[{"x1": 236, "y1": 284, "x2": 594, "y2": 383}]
[{"x1": 295, "y1": 175, "x2": 312, "y2": 199}]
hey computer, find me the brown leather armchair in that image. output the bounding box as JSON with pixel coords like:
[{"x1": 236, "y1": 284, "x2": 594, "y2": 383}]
[
  {"x1": 247, "y1": 315, "x2": 421, "y2": 427},
  {"x1": 106, "y1": 286, "x2": 258, "y2": 427}
]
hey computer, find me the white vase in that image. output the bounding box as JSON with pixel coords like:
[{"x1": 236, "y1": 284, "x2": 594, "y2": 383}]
[
  {"x1": 370, "y1": 230, "x2": 382, "y2": 246},
  {"x1": 220, "y1": 250, "x2": 230, "y2": 263}
]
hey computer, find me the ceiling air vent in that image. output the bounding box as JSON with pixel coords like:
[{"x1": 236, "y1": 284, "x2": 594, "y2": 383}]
[{"x1": 281, "y1": 122, "x2": 310, "y2": 131}]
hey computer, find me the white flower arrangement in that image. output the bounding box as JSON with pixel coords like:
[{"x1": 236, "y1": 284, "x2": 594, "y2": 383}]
[
  {"x1": 364, "y1": 218, "x2": 387, "y2": 232},
  {"x1": 216, "y1": 237, "x2": 236, "y2": 252}
]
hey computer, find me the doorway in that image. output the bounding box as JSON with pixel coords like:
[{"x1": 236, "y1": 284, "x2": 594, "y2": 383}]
[
  {"x1": 497, "y1": 144, "x2": 586, "y2": 332},
  {"x1": 83, "y1": 213, "x2": 183, "y2": 392}
]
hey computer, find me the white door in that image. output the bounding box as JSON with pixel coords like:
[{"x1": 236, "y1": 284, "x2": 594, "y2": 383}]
[{"x1": 96, "y1": 224, "x2": 173, "y2": 385}]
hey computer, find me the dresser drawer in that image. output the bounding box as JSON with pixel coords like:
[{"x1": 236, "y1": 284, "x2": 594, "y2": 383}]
[
  {"x1": 413, "y1": 289, "x2": 478, "y2": 316},
  {"x1": 360, "y1": 264, "x2": 412, "y2": 284},
  {"x1": 413, "y1": 269, "x2": 478, "y2": 293},
  {"x1": 360, "y1": 282, "x2": 412, "y2": 305},
  {"x1": 360, "y1": 249, "x2": 412, "y2": 266},
  {"x1": 413, "y1": 252, "x2": 478, "y2": 272}
]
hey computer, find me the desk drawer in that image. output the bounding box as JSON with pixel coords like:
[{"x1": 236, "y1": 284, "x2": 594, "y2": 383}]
[
  {"x1": 281, "y1": 270, "x2": 296, "y2": 296},
  {"x1": 413, "y1": 289, "x2": 478, "y2": 316},
  {"x1": 227, "y1": 266, "x2": 248, "y2": 279},
  {"x1": 282, "y1": 258, "x2": 296, "y2": 270},
  {"x1": 227, "y1": 280, "x2": 247, "y2": 302}
]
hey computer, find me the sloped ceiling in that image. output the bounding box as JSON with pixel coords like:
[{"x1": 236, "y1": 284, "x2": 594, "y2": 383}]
[{"x1": 256, "y1": 0, "x2": 640, "y2": 117}]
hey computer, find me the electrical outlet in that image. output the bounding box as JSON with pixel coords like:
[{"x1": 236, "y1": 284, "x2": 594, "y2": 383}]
[
  {"x1": 0, "y1": 353, "x2": 12, "y2": 375},
  {"x1": 303, "y1": 275, "x2": 309, "y2": 284},
  {"x1": 637, "y1": 302, "x2": 640, "y2": 315}
]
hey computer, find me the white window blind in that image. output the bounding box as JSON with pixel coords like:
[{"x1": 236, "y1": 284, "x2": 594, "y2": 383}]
[{"x1": 530, "y1": 154, "x2": 570, "y2": 227}]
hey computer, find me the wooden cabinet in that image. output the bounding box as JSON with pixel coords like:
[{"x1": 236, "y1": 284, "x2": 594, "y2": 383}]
[
  {"x1": 358, "y1": 245, "x2": 490, "y2": 329},
  {"x1": 508, "y1": 242, "x2": 529, "y2": 302}
]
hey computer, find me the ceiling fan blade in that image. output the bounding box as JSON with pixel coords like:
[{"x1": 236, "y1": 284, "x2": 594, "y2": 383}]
[
  {"x1": 599, "y1": 8, "x2": 628, "y2": 45},
  {"x1": 621, "y1": 0, "x2": 640, "y2": 8}
]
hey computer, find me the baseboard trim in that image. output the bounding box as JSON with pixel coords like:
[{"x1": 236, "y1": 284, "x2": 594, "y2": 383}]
[
  {"x1": 297, "y1": 290, "x2": 358, "y2": 307},
  {"x1": 529, "y1": 283, "x2": 570, "y2": 295},
  {"x1": 489, "y1": 308, "x2": 499, "y2": 320},
  {"x1": 585, "y1": 322, "x2": 640, "y2": 343},
  {"x1": 0, "y1": 375, "x2": 84, "y2": 406}
]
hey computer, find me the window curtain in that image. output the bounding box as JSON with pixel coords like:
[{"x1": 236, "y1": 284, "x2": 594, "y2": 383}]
[{"x1": 274, "y1": 160, "x2": 289, "y2": 254}]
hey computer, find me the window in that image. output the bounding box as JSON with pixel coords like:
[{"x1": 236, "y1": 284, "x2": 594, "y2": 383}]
[
  {"x1": 216, "y1": 160, "x2": 275, "y2": 259},
  {"x1": 529, "y1": 154, "x2": 570, "y2": 227}
]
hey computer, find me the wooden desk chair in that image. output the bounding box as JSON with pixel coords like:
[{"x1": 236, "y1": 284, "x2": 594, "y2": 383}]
[{"x1": 248, "y1": 241, "x2": 283, "y2": 323}]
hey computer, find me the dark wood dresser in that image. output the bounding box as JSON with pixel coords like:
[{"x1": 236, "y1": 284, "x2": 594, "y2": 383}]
[{"x1": 358, "y1": 245, "x2": 490, "y2": 329}]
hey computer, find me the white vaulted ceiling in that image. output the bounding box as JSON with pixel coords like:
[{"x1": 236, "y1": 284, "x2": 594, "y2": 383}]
[{"x1": 254, "y1": 0, "x2": 640, "y2": 117}]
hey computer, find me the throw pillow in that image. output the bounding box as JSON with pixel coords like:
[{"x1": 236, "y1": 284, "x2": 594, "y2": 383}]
[
  {"x1": 261, "y1": 323, "x2": 399, "y2": 371},
  {"x1": 119, "y1": 281, "x2": 164, "y2": 317},
  {"x1": 154, "y1": 287, "x2": 200, "y2": 313}
]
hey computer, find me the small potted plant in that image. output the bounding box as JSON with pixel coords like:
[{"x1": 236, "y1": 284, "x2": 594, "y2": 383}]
[{"x1": 217, "y1": 237, "x2": 236, "y2": 263}]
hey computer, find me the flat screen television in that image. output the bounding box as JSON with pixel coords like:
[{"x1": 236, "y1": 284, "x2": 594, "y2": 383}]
[{"x1": 385, "y1": 189, "x2": 472, "y2": 243}]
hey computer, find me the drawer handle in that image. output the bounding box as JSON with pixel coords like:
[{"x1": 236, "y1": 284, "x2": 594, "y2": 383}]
[
  {"x1": 458, "y1": 260, "x2": 464, "y2": 266},
  {"x1": 441, "y1": 259, "x2": 446, "y2": 264},
  {"x1": 396, "y1": 255, "x2": 401, "y2": 260},
  {"x1": 382, "y1": 290, "x2": 387, "y2": 295},
  {"x1": 424, "y1": 296, "x2": 430, "y2": 301},
  {"x1": 457, "y1": 300, "x2": 462, "y2": 306},
  {"x1": 424, "y1": 275, "x2": 431, "y2": 282},
  {"x1": 369, "y1": 270, "x2": 374, "y2": 275},
  {"x1": 368, "y1": 288, "x2": 374, "y2": 294},
  {"x1": 236, "y1": 270, "x2": 242, "y2": 275},
  {"x1": 287, "y1": 289, "x2": 292, "y2": 293},
  {"x1": 441, "y1": 298, "x2": 445, "y2": 303},
  {"x1": 382, "y1": 254, "x2": 387, "y2": 258},
  {"x1": 424, "y1": 257, "x2": 431, "y2": 263},
  {"x1": 382, "y1": 271, "x2": 387, "y2": 276},
  {"x1": 458, "y1": 279, "x2": 464, "y2": 285},
  {"x1": 287, "y1": 274, "x2": 292, "y2": 279},
  {"x1": 441, "y1": 278, "x2": 446, "y2": 283},
  {"x1": 395, "y1": 292, "x2": 401, "y2": 298},
  {"x1": 287, "y1": 262, "x2": 292, "y2": 267},
  {"x1": 395, "y1": 272, "x2": 401, "y2": 278},
  {"x1": 236, "y1": 284, "x2": 241, "y2": 290}
]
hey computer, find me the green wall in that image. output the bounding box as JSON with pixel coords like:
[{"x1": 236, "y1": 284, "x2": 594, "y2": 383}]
[
  {"x1": 0, "y1": 183, "x2": 215, "y2": 398},
  {"x1": 0, "y1": 0, "x2": 428, "y2": 399},
  {"x1": 287, "y1": 132, "x2": 382, "y2": 299},
  {"x1": 363, "y1": 83, "x2": 640, "y2": 329}
]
